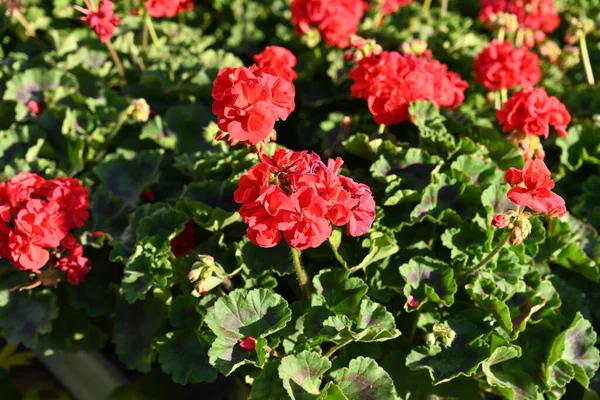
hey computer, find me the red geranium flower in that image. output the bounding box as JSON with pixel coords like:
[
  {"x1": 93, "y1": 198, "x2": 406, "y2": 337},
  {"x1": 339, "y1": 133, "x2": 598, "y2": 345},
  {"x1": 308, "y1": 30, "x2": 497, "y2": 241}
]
[
  {"x1": 496, "y1": 87, "x2": 570, "y2": 139},
  {"x1": 474, "y1": 39, "x2": 541, "y2": 90},
  {"x1": 27, "y1": 100, "x2": 42, "y2": 115},
  {"x1": 254, "y1": 46, "x2": 298, "y2": 82},
  {"x1": 235, "y1": 150, "x2": 376, "y2": 249},
  {"x1": 212, "y1": 66, "x2": 295, "y2": 146},
  {"x1": 380, "y1": 0, "x2": 413, "y2": 16},
  {"x1": 505, "y1": 159, "x2": 565, "y2": 214},
  {"x1": 170, "y1": 219, "x2": 197, "y2": 256},
  {"x1": 75, "y1": 0, "x2": 120, "y2": 43},
  {"x1": 291, "y1": 0, "x2": 367, "y2": 48},
  {"x1": 145, "y1": 0, "x2": 177, "y2": 18}
]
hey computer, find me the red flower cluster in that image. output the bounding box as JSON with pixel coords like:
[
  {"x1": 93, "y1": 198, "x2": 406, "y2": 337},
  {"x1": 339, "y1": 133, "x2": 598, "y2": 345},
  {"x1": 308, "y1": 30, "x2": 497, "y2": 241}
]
[
  {"x1": 254, "y1": 46, "x2": 298, "y2": 82},
  {"x1": 0, "y1": 173, "x2": 90, "y2": 285},
  {"x1": 27, "y1": 100, "x2": 43, "y2": 115},
  {"x1": 505, "y1": 159, "x2": 565, "y2": 216},
  {"x1": 381, "y1": 0, "x2": 414, "y2": 16},
  {"x1": 480, "y1": 0, "x2": 560, "y2": 46},
  {"x1": 76, "y1": 0, "x2": 120, "y2": 43},
  {"x1": 350, "y1": 51, "x2": 468, "y2": 125},
  {"x1": 496, "y1": 87, "x2": 570, "y2": 139},
  {"x1": 290, "y1": 0, "x2": 367, "y2": 48},
  {"x1": 212, "y1": 66, "x2": 295, "y2": 147},
  {"x1": 170, "y1": 219, "x2": 197, "y2": 256},
  {"x1": 145, "y1": 0, "x2": 193, "y2": 18},
  {"x1": 234, "y1": 149, "x2": 376, "y2": 250},
  {"x1": 474, "y1": 39, "x2": 541, "y2": 90}
]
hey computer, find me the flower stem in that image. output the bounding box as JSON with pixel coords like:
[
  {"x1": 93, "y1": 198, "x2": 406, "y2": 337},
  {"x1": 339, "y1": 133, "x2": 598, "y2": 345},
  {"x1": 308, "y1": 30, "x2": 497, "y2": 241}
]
[
  {"x1": 378, "y1": 124, "x2": 386, "y2": 135},
  {"x1": 422, "y1": 0, "x2": 432, "y2": 12},
  {"x1": 144, "y1": 12, "x2": 160, "y2": 46},
  {"x1": 515, "y1": 29, "x2": 524, "y2": 47},
  {"x1": 324, "y1": 339, "x2": 351, "y2": 359},
  {"x1": 579, "y1": 35, "x2": 595, "y2": 85},
  {"x1": 461, "y1": 233, "x2": 510, "y2": 282},
  {"x1": 105, "y1": 40, "x2": 125, "y2": 78},
  {"x1": 11, "y1": 9, "x2": 36, "y2": 37},
  {"x1": 291, "y1": 248, "x2": 311, "y2": 299},
  {"x1": 441, "y1": 0, "x2": 448, "y2": 15},
  {"x1": 500, "y1": 88, "x2": 508, "y2": 107},
  {"x1": 328, "y1": 237, "x2": 348, "y2": 269},
  {"x1": 497, "y1": 26, "x2": 505, "y2": 43},
  {"x1": 142, "y1": 18, "x2": 149, "y2": 53}
]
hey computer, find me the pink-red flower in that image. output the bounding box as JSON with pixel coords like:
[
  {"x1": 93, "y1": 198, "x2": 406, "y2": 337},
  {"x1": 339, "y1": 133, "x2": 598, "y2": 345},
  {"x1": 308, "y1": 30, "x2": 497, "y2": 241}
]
[
  {"x1": 474, "y1": 40, "x2": 541, "y2": 91},
  {"x1": 145, "y1": 0, "x2": 193, "y2": 18},
  {"x1": 381, "y1": 0, "x2": 413, "y2": 16},
  {"x1": 350, "y1": 51, "x2": 468, "y2": 125},
  {"x1": 480, "y1": 0, "x2": 560, "y2": 46},
  {"x1": 27, "y1": 100, "x2": 42, "y2": 115},
  {"x1": 212, "y1": 66, "x2": 295, "y2": 146},
  {"x1": 254, "y1": 46, "x2": 298, "y2": 82},
  {"x1": 234, "y1": 150, "x2": 376, "y2": 249},
  {"x1": 491, "y1": 214, "x2": 510, "y2": 228},
  {"x1": 76, "y1": 0, "x2": 120, "y2": 43},
  {"x1": 497, "y1": 87, "x2": 570, "y2": 139},
  {"x1": 291, "y1": 0, "x2": 367, "y2": 48},
  {"x1": 239, "y1": 337, "x2": 257, "y2": 352},
  {"x1": 170, "y1": 219, "x2": 197, "y2": 256},
  {"x1": 504, "y1": 159, "x2": 565, "y2": 214},
  {"x1": 0, "y1": 173, "x2": 91, "y2": 282}
]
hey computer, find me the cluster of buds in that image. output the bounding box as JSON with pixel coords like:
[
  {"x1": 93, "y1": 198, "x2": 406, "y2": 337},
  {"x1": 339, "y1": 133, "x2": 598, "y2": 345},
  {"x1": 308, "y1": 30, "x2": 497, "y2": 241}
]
[
  {"x1": 508, "y1": 132, "x2": 545, "y2": 161},
  {"x1": 344, "y1": 35, "x2": 382, "y2": 62},
  {"x1": 558, "y1": 46, "x2": 580, "y2": 71},
  {"x1": 492, "y1": 210, "x2": 533, "y2": 246},
  {"x1": 187, "y1": 255, "x2": 230, "y2": 297},
  {"x1": 487, "y1": 12, "x2": 519, "y2": 33},
  {"x1": 126, "y1": 98, "x2": 151, "y2": 123},
  {"x1": 401, "y1": 38, "x2": 430, "y2": 57},
  {"x1": 1, "y1": 0, "x2": 22, "y2": 15},
  {"x1": 538, "y1": 40, "x2": 561, "y2": 64},
  {"x1": 424, "y1": 322, "x2": 457, "y2": 348},
  {"x1": 300, "y1": 28, "x2": 321, "y2": 49},
  {"x1": 214, "y1": 129, "x2": 278, "y2": 154},
  {"x1": 565, "y1": 17, "x2": 595, "y2": 45}
]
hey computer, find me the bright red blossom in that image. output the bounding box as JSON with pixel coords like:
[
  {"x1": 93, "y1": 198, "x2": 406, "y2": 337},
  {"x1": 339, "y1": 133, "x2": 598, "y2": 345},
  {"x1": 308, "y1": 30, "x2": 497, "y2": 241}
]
[
  {"x1": 212, "y1": 66, "x2": 295, "y2": 146},
  {"x1": 497, "y1": 87, "x2": 570, "y2": 139},
  {"x1": 235, "y1": 150, "x2": 376, "y2": 250},
  {"x1": 27, "y1": 100, "x2": 42, "y2": 115},
  {"x1": 480, "y1": 0, "x2": 560, "y2": 46},
  {"x1": 76, "y1": 0, "x2": 120, "y2": 43},
  {"x1": 254, "y1": 46, "x2": 298, "y2": 82},
  {"x1": 504, "y1": 159, "x2": 565, "y2": 214},
  {"x1": 350, "y1": 51, "x2": 468, "y2": 125},
  {"x1": 145, "y1": 0, "x2": 193, "y2": 18},
  {"x1": 239, "y1": 337, "x2": 257, "y2": 352},
  {"x1": 290, "y1": 0, "x2": 367, "y2": 48},
  {"x1": 381, "y1": 0, "x2": 413, "y2": 16},
  {"x1": 474, "y1": 40, "x2": 541, "y2": 90},
  {"x1": 0, "y1": 173, "x2": 91, "y2": 284}
]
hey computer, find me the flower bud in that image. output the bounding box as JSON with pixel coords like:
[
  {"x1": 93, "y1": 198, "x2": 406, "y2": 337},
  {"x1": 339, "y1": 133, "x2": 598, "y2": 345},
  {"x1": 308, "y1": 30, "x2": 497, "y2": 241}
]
[
  {"x1": 407, "y1": 294, "x2": 419, "y2": 308},
  {"x1": 510, "y1": 226, "x2": 523, "y2": 245},
  {"x1": 214, "y1": 130, "x2": 228, "y2": 141},
  {"x1": 538, "y1": 41, "x2": 561, "y2": 64},
  {"x1": 432, "y1": 322, "x2": 456, "y2": 348},
  {"x1": 402, "y1": 39, "x2": 428, "y2": 56},
  {"x1": 239, "y1": 336, "x2": 257, "y2": 352},
  {"x1": 27, "y1": 99, "x2": 43, "y2": 115},
  {"x1": 425, "y1": 332, "x2": 436, "y2": 346},
  {"x1": 558, "y1": 46, "x2": 580, "y2": 71},
  {"x1": 188, "y1": 268, "x2": 202, "y2": 283},
  {"x1": 491, "y1": 214, "x2": 510, "y2": 228},
  {"x1": 301, "y1": 28, "x2": 321, "y2": 48}
]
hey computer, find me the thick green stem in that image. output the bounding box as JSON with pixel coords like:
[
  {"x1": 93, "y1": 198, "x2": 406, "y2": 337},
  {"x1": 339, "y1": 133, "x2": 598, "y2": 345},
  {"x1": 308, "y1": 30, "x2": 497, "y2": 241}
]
[
  {"x1": 497, "y1": 26, "x2": 505, "y2": 43},
  {"x1": 12, "y1": 9, "x2": 36, "y2": 37},
  {"x1": 324, "y1": 339, "x2": 351, "y2": 359},
  {"x1": 461, "y1": 233, "x2": 510, "y2": 282},
  {"x1": 500, "y1": 88, "x2": 508, "y2": 107},
  {"x1": 291, "y1": 248, "x2": 311, "y2": 299},
  {"x1": 422, "y1": 0, "x2": 432, "y2": 12},
  {"x1": 580, "y1": 35, "x2": 595, "y2": 85},
  {"x1": 378, "y1": 124, "x2": 386, "y2": 135},
  {"x1": 515, "y1": 29, "x2": 524, "y2": 47},
  {"x1": 328, "y1": 238, "x2": 348, "y2": 269},
  {"x1": 144, "y1": 12, "x2": 159, "y2": 46}
]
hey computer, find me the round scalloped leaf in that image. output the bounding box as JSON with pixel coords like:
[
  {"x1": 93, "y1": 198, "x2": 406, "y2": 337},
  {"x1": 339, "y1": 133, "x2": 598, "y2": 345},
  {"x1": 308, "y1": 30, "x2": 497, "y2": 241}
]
[
  {"x1": 0, "y1": 289, "x2": 59, "y2": 349},
  {"x1": 205, "y1": 289, "x2": 291, "y2": 375},
  {"x1": 330, "y1": 357, "x2": 397, "y2": 400},
  {"x1": 235, "y1": 239, "x2": 295, "y2": 277},
  {"x1": 545, "y1": 312, "x2": 600, "y2": 389},
  {"x1": 313, "y1": 269, "x2": 368, "y2": 316},
  {"x1": 278, "y1": 351, "x2": 332, "y2": 400},
  {"x1": 399, "y1": 256, "x2": 457, "y2": 311},
  {"x1": 156, "y1": 331, "x2": 217, "y2": 385}
]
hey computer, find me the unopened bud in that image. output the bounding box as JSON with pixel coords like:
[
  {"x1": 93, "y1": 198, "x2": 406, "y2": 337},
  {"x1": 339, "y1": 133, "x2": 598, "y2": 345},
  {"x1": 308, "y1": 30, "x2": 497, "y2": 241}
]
[
  {"x1": 214, "y1": 130, "x2": 228, "y2": 141},
  {"x1": 432, "y1": 322, "x2": 456, "y2": 348},
  {"x1": 425, "y1": 332, "x2": 436, "y2": 346},
  {"x1": 188, "y1": 268, "x2": 202, "y2": 283},
  {"x1": 239, "y1": 337, "x2": 257, "y2": 352},
  {"x1": 491, "y1": 214, "x2": 510, "y2": 228},
  {"x1": 510, "y1": 226, "x2": 523, "y2": 245},
  {"x1": 128, "y1": 99, "x2": 150, "y2": 122},
  {"x1": 227, "y1": 137, "x2": 239, "y2": 146},
  {"x1": 538, "y1": 41, "x2": 561, "y2": 64},
  {"x1": 558, "y1": 46, "x2": 580, "y2": 71}
]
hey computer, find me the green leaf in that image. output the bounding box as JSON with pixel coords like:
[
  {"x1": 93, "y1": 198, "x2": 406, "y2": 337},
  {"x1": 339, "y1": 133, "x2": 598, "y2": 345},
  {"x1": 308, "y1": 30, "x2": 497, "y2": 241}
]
[
  {"x1": 180, "y1": 182, "x2": 240, "y2": 232},
  {"x1": 410, "y1": 101, "x2": 456, "y2": 156},
  {"x1": 330, "y1": 357, "x2": 397, "y2": 400},
  {"x1": 250, "y1": 360, "x2": 288, "y2": 400},
  {"x1": 236, "y1": 239, "x2": 295, "y2": 277},
  {"x1": 313, "y1": 270, "x2": 368, "y2": 316},
  {"x1": 113, "y1": 296, "x2": 167, "y2": 372},
  {"x1": 204, "y1": 289, "x2": 292, "y2": 375},
  {"x1": 278, "y1": 351, "x2": 332, "y2": 400},
  {"x1": 353, "y1": 232, "x2": 399, "y2": 272},
  {"x1": 399, "y1": 256, "x2": 457, "y2": 311},
  {"x1": 136, "y1": 207, "x2": 189, "y2": 244},
  {"x1": 156, "y1": 331, "x2": 217, "y2": 385},
  {"x1": 121, "y1": 239, "x2": 172, "y2": 303},
  {"x1": 0, "y1": 289, "x2": 59, "y2": 349},
  {"x1": 556, "y1": 125, "x2": 600, "y2": 171},
  {"x1": 545, "y1": 312, "x2": 600, "y2": 388}
]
